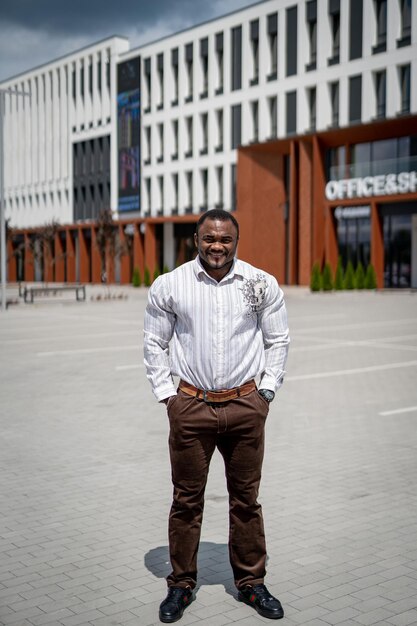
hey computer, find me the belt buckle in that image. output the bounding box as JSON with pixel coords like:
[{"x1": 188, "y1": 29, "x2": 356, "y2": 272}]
[{"x1": 203, "y1": 389, "x2": 209, "y2": 402}]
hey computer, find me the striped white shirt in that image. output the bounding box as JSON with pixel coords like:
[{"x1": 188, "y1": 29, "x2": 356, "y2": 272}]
[{"x1": 143, "y1": 256, "x2": 290, "y2": 402}]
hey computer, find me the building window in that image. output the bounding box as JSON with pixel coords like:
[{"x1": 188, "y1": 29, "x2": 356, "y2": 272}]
[
  {"x1": 97, "y1": 59, "x2": 102, "y2": 92},
  {"x1": 144, "y1": 127, "x2": 151, "y2": 165},
  {"x1": 286, "y1": 6, "x2": 298, "y2": 77},
  {"x1": 157, "y1": 123, "x2": 164, "y2": 163},
  {"x1": 231, "y1": 104, "x2": 241, "y2": 149},
  {"x1": 144, "y1": 58, "x2": 151, "y2": 113},
  {"x1": 215, "y1": 109, "x2": 223, "y2": 152},
  {"x1": 329, "y1": 81, "x2": 339, "y2": 127},
  {"x1": 172, "y1": 173, "x2": 179, "y2": 212},
  {"x1": 88, "y1": 59, "x2": 93, "y2": 96},
  {"x1": 200, "y1": 113, "x2": 208, "y2": 155},
  {"x1": 267, "y1": 13, "x2": 278, "y2": 80},
  {"x1": 399, "y1": 64, "x2": 411, "y2": 114},
  {"x1": 286, "y1": 91, "x2": 297, "y2": 135},
  {"x1": 398, "y1": 0, "x2": 411, "y2": 47},
  {"x1": 185, "y1": 116, "x2": 193, "y2": 157},
  {"x1": 106, "y1": 52, "x2": 111, "y2": 90},
  {"x1": 171, "y1": 120, "x2": 179, "y2": 160},
  {"x1": 145, "y1": 178, "x2": 151, "y2": 213},
  {"x1": 373, "y1": 0, "x2": 387, "y2": 53},
  {"x1": 200, "y1": 38, "x2": 209, "y2": 98},
  {"x1": 328, "y1": 0, "x2": 340, "y2": 65},
  {"x1": 185, "y1": 171, "x2": 193, "y2": 212},
  {"x1": 269, "y1": 96, "x2": 277, "y2": 139},
  {"x1": 171, "y1": 48, "x2": 179, "y2": 106},
  {"x1": 216, "y1": 166, "x2": 224, "y2": 208},
  {"x1": 231, "y1": 164, "x2": 237, "y2": 210},
  {"x1": 375, "y1": 70, "x2": 386, "y2": 118},
  {"x1": 306, "y1": 1, "x2": 317, "y2": 71},
  {"x1": 80, "y1": 61, "x2": 85, "y2": 99},
  {"x1": 231, "y1": 26, "x2": 242, "y2": 91},
  {"x1": 349, "y1": 0, "x2": 363, "y2": 60},
  {"x1": 185, "y1": 43, "x2": 193, "y2": 103},
  {"x1": 158, "y1": 175, "x2": 164, "y2": 214},
  {"x1": 349, "y1": 74, "x2": 362, "y2": 123},
  {"x1": 157, "y1": 53, "x2": 164, "y2": 110},
  {"x1": 200, "y1": 169, "x2": 208, "y2": 211},
  {"x1": 215, "y1": 32, "x2": 224, "y2": 94},
  {"x1": 72, "y1": 67, "x2": 76, "y2": 101},
  {"x1": 251, "y1": 100, "x2": 259, "y2": 143},
  {"x1": 308, "y1": 87, "x2": 316, "y2": 130},
  {"x1": 250, "y1": 20, "x2": 259, "y2": 85}
]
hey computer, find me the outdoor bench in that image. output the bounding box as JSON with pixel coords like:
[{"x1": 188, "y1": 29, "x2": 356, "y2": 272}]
[{"x1": 23, "y1": 285, "x2": 86, "y2": 303}]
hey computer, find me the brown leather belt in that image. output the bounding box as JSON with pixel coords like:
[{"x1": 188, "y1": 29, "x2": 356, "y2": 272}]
[{"x1": 179, "y1": 379, "x2": 256, "y2": 403}]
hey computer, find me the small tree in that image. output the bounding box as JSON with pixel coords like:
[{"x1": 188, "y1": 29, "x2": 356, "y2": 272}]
[
  {"x1": 153, "y1": 266, "x2": 160, "y2": 282},
  {"x1": 322, "y1": 262, "x2": 333, "y2": 291},
  {"x1": 334, "y1": 257, "x2": 344, "y2": 290},
  {"x1": 144, "y1": 267, "x2": 151, "y2": 287},
  {"x1": 162, "y1": 264, "x2": 170, "y2": 274},
  {"x1": 132, "y1": 267, "x2": 141, "y2": 287},
  {"x1": 343, "y1": 260, "x2": 355, "y2": 290},
  {"x1": 365, "y1": 263, "x2": 377, "y2": 289},
  {"x1": 355, "y1": 261, "x2": 365, "y2": 289},
  {"x1": 310, "y1": 262, "x2": 322, "y2": 292}
]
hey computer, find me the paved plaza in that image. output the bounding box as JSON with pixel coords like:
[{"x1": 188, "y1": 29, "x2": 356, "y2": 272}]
[{"x1": 1, "y1": 286, "x2": 417, "y2": 626}]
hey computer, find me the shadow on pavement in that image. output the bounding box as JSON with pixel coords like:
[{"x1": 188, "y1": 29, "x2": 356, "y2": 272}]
[{"x1": 144, "y1": 541, "x2": 237, "y2": 597}]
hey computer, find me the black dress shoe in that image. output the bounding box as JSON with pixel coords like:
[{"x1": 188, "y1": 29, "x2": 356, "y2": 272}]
[
  {"x1": 238, "y1": 583, "x2": 284, "y2": 619},
  {"x1": 159, "y1": 586, "x2": 193, "y2": 623}
]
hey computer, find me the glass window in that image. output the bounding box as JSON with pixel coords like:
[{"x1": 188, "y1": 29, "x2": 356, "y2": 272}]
[
  {"x1": 336, "y1": 214, "x2": 371, "y2": 269},
  {"x1": 384, "y1": 214, "x2": 411, "y2": 287}
]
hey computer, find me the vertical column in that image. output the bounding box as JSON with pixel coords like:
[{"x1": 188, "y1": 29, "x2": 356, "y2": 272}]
[
  {"x1": 118, "y1": 225, "x2": 130, "y2": 284},
  {"x1": 66, "y1": 230, "x2": 76, "y2": 283},
  {"x1": 78, "y1": 227, "x2": 90, "y2": 283},
  {"x1": 288, "y1": 140, "x2": 298, "y2": 285},
  {"x1": 311, "y1": 135, "x2": 326, "y2": 268},
  {"x1": 90, "y1": 226, "x2": 102, "y2": 283},
  {"x1": 43, "y1": 240, "x2": 53, "y2": 282},
  {"x1": 144, "y1": 223, "x2": 157, "y2": 276},
  {"x1": 24, "y1": 233, "x2": 35, "y2": 281},
  {"x1": 371, "y1": 201, "x2": 384, "y2": 289},
  {"x1": 326, "y1": 206, "x2": 339, "y2": 272},
  {"x1": 7, "y1": 239, "x2": 17, "y2": 283},
  {"x1": 133, "y1": 223, "x2": 145, "y2": 277},
  {"x1": 55, "y1": 232, "x2": 65, "y2": 282},
  {"x1": 298, "y1": 140, "x2": 313, "y2": 284}
]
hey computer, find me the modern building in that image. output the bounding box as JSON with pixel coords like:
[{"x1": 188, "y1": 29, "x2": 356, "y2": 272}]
[{"x1": 2, "y1": 0, "x2": 416, "y2": 288}]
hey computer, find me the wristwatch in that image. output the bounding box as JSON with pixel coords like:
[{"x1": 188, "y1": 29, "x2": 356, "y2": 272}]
[{"x1": 258, "y1": 389, "x2": 275, "y2": 403}]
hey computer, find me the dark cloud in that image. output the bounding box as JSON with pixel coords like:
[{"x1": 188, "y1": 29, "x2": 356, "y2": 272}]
[
  {"x1": 0, "y1": 0, "x2": 226, "y2": 35},
  {"x1": 0, "y1": 0, "x2": 254, "y2": 81}
]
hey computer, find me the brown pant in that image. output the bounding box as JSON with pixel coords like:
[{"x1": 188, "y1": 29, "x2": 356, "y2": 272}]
[{"x1": 166, "y1": 388, "x2": 270, "y2": 590}]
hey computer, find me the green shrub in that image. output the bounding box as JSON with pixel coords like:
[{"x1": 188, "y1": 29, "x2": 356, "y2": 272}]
[
  {"x1": 310, "y1": 262, "x2": 322, "y2": 292},
  {"x1": 144, "y1": 267, "x2": 151, "y2": 287},
  {"x1": 334, "y1": 258, "x2": 344, "y2": 290},
  {"x1": 132, "y1": 267, "x2": 141, "y2": 287},
  {"x1": 343, "y1": 261, "x2": 355, "y2": 290},
  {"x1": 153, "y1": 266, "x2": 160, "y2": 282},
  {"x1": 162, "y1": 264, "x2": 170, "y2": 274},
  {"x1": 322, "y1": 262, "x2": 333, "y2": 291},
  {"x1": 365, "y1": 263, "x2": 377, "y2": 289},
  {"x1": 355, "y1": 262, "x2": 365, "y2": 289}
]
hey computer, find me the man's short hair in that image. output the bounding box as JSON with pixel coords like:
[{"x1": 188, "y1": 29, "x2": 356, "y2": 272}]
[{"x1": 195, "y1": 209, "x2": 239, "y2": 237}]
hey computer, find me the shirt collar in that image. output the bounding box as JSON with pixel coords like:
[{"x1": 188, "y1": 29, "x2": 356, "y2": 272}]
[{"x1": 193, "y1": 256, "x2": 243, "y2": 282}]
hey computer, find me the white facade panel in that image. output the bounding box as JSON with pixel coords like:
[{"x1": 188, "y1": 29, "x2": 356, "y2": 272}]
[{"x1": 1, "y1": 0, "x2": 416, "y2": 230}]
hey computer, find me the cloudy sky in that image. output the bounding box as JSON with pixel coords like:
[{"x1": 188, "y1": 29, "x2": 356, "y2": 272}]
[{"x1": 0, "y1": 0, "x2": 257, "y2": 82}]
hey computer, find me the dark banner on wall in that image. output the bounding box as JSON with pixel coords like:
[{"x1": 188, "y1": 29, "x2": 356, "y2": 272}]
[{"x1": 117, "y1": 56, "x2": 140, "y2": 212}]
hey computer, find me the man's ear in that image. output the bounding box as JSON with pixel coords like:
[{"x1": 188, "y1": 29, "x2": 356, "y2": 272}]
[{"x1": 194, "y1": 233, "x2": 198, "y2": 248}]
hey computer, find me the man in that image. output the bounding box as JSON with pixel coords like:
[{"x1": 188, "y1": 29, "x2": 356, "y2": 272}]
[{"x1": 144, "y1": 209, "x2": 290, "y2": 623}]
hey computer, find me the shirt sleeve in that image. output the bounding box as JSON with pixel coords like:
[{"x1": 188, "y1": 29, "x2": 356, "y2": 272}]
[
  {"x1": 257, "y1": 277, "x2": 290, "y2": 394},
  {"x1": 143, "y1": 276, "x2": 177, "y2": 402}
]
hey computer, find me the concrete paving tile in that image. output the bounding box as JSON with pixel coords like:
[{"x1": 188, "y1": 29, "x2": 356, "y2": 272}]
[{"x1": 1, "y1": 292, "x2": 417, "y2": 626}]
